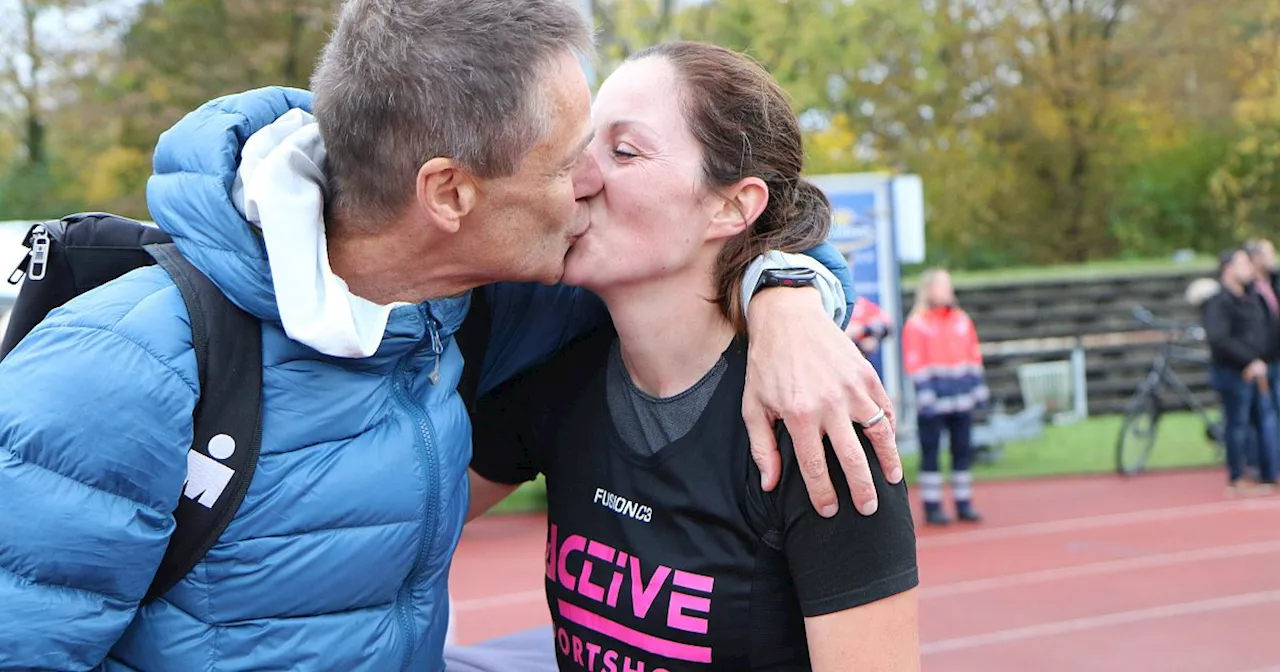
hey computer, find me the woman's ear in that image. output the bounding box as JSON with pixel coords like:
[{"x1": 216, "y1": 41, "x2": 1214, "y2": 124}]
[{"x1": 708, "y1": 177, "x2": 768, "y2": 240}]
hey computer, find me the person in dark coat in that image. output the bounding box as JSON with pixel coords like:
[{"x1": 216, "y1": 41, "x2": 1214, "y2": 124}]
[{"x1": 1203, "y1": 248, "x2": 1278, "y2": 493}]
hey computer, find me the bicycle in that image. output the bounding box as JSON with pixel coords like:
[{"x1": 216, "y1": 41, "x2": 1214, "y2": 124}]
[{"x1": 1115, "y1": 305, "x2": 1224, "y2": 476}]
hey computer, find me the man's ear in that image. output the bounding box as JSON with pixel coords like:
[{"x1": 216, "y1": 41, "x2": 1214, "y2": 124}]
[
  {"x1": 708, "y1": 177, "x2": 768, "y2": 241},
  {"x1": 416, "y1": 157, "x2": 478, "y2": 234}
]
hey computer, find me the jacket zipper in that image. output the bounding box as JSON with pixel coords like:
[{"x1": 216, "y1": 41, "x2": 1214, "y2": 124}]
[{"x1": 393, "y1": 308, "x2": 445, "y2": 671}]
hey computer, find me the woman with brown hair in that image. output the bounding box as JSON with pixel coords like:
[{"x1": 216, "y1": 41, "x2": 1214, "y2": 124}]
[{"x1": 466, "y1": 42, "x2": 919, "y2": 671}]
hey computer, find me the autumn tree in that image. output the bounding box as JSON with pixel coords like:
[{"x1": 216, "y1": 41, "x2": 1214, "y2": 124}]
[
  {"x1": 0, "y1": 0, "x2": 121, "y2": 218},
  {"x1": 1211, "y1": 0, "x2": 1280, "y2": 239},
  {"x1": 1, "y1": 0, "x2": 1273, "y2": 261}
]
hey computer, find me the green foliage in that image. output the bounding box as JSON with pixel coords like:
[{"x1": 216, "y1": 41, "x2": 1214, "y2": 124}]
[
  {"x1": 0, "y1": 162, "x2": 78, "y2": 221},
  {"x1": 1209, "y1": 0, "x2": 1280, "y2": 240},
  {"x1": 1, "y1": 0, "x2": 1278, "y2": 266},
  {"x1": 1110, "y1": 127, "x2": 1238, "y2": 257}
]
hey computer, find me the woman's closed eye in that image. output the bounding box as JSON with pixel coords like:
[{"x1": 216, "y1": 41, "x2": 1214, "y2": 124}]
[{"x1": 611, "y1": 144, "x2": 640, "y2": 160}]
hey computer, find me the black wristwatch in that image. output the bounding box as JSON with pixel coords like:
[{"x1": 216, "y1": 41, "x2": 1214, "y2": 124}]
[{"x1": 755, "y1": 267, "x2": 818, "y2": 293}]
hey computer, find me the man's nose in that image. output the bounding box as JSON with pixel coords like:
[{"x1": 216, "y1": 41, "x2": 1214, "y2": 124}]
[{"x1": 572, "y1": 152, "x2": 603, "y2": 200}]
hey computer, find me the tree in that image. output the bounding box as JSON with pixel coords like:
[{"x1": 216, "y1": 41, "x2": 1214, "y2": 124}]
[
  {"x1": 42, "y1": 0, "x2": 341, "y2": 217},
  {"x1": 2, "y1": 0, "x2": 62, "y2": 167},
  {"x1": 1, "y1": 0, "x2": 1268, "y2": 258},
  {"x1": 1211, "y1": 0, "x2": 1280, "y2": 237},
  {"x1": 0, "y1": 0, "x2": 116, "y2": 219},
  {"x1": 111, "y1": 0, "x2": 336, "y2": 147},
  {"x1": 591, "y1": 0, "x2": 680, "y2": 67}
]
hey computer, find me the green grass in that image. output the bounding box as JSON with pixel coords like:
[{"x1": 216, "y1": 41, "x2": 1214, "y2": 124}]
[
  {"x1": 489, "y1": 474, "x2": 548, "y2": 516},
  {"x1": 483, "y1": 412, "x2": 1221, "y2": 516},
  {"x1": 903, "y1": 256, "x2": 1216, "y2": 288},
  {"x1": 908, "y1": 411, "x2": 1220, "y2": 482}
]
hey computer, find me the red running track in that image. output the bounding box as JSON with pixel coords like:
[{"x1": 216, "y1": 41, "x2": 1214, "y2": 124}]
[{"x1": 448, "y1": 469, "x2": 1280, "y2": 670}]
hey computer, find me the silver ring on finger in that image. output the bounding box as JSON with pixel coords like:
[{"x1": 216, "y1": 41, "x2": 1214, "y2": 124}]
[{"x1": 859, "y1": 406, "x2": 887, "y2": 428}]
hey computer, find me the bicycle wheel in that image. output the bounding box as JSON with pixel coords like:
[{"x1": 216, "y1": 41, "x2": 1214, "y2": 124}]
[{"x1": 1116, "y1": 392, "x2": 1161, "y2": 476}]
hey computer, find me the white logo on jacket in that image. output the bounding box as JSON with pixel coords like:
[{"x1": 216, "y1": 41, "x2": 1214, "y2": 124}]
[{"x1": 183, "y1": 434, "x2": 237, "y2": 507}]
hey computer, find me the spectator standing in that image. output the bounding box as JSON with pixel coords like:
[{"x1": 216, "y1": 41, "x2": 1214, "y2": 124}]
[
  {"x1": 902, "y1": 269, "x2": 989, "y2": 525},
  {"x1": 846, "y1": 295, "x2": 892, "y2": 356},
  {"x1": 1203, "y1": 249, "x2": 1278, "y2": 494}
]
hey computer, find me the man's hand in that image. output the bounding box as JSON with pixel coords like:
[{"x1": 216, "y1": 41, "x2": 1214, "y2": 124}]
[
  {"x1": 1246, "y1": 360, "x2": 1269, "y2": 394},
  {"x1": 1246, "y1": 359, "x2": 1268, "y2": 383},
  {"x1": 744, "y1": 287, "x2": 903, "y2": 518}
]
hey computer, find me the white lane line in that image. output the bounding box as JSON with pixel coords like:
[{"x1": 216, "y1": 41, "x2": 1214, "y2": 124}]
[
  {"x1": 921, "y1": 539, "x2": 1280, "y2": 598},
  {"x1": 918, "y1": 499, "x2": 1280, "y2": 549},
  {"x1": 921, "y1": 590, "x2": 1280, "y2": 655}
]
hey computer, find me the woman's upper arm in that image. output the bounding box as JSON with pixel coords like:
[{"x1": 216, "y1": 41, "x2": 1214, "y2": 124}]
[
  {"x1": 466, "y1": 469, "x2": 521, "y2": 522},
  {"x1": 804, "y1": 589, "x2": 920, "y2": 672},
  {"x1": 771, "y1": 428, "x2": 920, "y2": 663}
]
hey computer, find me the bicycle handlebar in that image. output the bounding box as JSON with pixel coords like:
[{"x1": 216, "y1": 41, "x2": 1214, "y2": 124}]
[{"x1": 1131, "y1": 305, "x2": 1205, "y2": 340}]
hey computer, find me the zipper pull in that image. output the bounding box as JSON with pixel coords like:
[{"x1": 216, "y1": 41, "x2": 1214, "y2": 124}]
[
  {"x1": 8, "y1": 224, "x2": 47, "y2": 285},
  {"x1": 427, "y1": 319, "x2": 443, "y2": 385},
  {"x1": 27, "y1": 226, "x2": 50, "y2": 282}
]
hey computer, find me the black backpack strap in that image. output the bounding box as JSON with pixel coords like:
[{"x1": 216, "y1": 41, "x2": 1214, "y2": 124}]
[{"x1": 141, "y1": 243, "x2": 263, "y2": 605}]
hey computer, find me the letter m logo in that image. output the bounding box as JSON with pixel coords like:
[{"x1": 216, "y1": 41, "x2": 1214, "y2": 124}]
[{"x1": 183, "y1": 450, "x2": 235, "y2": 508}]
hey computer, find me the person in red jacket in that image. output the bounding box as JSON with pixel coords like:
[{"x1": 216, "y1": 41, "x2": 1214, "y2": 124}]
[
  {"x1": 845, "y1": 296, "x2": 892, "y2": 355},
  {"x1": 902, "y1": 268, "x2": 988, "y2": 525}
]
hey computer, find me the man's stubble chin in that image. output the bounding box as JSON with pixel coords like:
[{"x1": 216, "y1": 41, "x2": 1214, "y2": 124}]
[
  {"x1": 530, "y1": 252, "x2": 569, "y2": 287},
  {"x1": 538, "y1": 263, "x2": 567, "y2": 286}
]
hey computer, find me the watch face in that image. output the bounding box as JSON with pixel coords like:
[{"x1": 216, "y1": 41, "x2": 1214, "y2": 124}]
[
  {"x1": 764, "y1": 268, "x2": 817, "y2": 287},
  {"x1": 772, "y1": 268, "x2": 817, "y2": 280}
]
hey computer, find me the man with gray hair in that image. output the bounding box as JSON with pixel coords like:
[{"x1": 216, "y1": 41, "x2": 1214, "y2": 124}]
[{"x1": 0, "y1": 0, "x2": 899, "y2": 670}]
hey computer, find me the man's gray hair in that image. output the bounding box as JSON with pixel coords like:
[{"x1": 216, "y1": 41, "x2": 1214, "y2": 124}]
[
  {"x1": 312, "y1": 0, "x2": 594, "y2": 224},
  {"x1": 1245, "y1": 238, "x2": 1272, "y2": 259}
]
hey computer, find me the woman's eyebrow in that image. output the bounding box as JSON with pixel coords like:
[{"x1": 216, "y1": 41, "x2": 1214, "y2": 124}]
[{"x1": 607, "y1": 119, "x2": 660, "y2": 145}]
